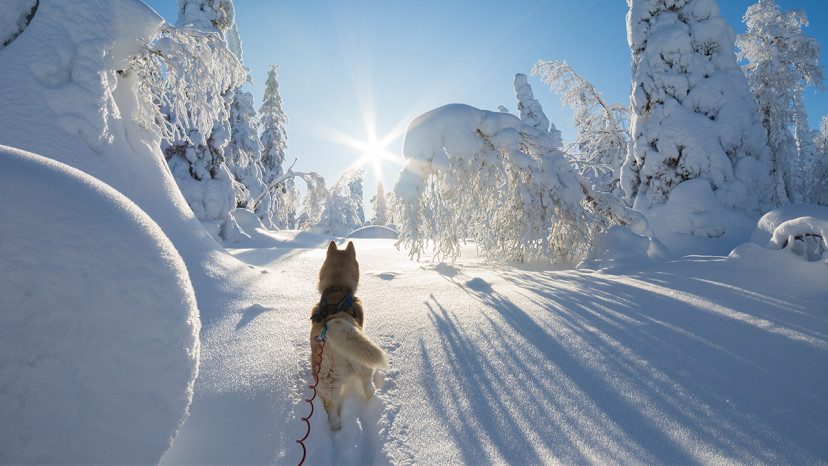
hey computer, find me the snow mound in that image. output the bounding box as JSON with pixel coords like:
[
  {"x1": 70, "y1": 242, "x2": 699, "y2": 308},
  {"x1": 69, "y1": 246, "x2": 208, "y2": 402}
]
[
  {"x1": 347, "y1": 225, "x2": 400, "y2": 239},
  {"x1": 750, "y1": 204, "x2": 828, "y2": 245},
  {"x1": 768, "y1": 216, "x2": 828, "y2": 262},
  {"x1": 0, "y1": 146, "x2": 200, "y2": 464},
  {"x1": 579, "y1": 225, "x2": 671, "y2": 271}
]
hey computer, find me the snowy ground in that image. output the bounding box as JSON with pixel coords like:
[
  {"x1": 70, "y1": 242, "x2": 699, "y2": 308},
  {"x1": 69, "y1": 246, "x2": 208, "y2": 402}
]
[{"x1": 161, "y1": 229, "x2": 828, "y2": 465}]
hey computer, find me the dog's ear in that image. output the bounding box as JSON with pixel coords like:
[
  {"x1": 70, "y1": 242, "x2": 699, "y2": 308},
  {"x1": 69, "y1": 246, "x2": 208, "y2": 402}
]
[
  {"x1": 327, "y1": 240, "x2": 338, "y2": 256},
  {"x1": 346, "y1": 241, "x2": 356, "y2": 257}
]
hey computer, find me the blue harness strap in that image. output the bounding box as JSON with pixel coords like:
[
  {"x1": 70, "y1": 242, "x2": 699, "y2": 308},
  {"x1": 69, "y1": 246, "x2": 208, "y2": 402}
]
[{"x1": 310, "y1": 289, "x2": 358, "y2": 323}]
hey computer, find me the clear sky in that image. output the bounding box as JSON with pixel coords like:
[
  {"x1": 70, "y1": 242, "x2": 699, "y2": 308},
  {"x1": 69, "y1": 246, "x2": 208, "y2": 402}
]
[{"x1": 143, "y1": 0, "x2": 828, "y2": 216}]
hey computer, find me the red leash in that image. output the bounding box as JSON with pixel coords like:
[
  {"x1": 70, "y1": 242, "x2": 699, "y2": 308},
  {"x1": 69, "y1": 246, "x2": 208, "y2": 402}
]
[{"x1": 297, "y1": 328, "x2": 327, "y2": 466}]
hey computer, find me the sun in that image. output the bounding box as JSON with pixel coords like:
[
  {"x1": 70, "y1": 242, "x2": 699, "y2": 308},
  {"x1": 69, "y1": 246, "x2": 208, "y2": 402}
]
[{"x1": 317, "y1": 119, "x2": 407, "y2": 182}]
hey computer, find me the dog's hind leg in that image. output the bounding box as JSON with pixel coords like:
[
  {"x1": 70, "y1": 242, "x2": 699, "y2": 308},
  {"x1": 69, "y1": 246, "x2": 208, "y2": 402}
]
[
  {"x1": 359, "y1": 366, "x2": 376, "y2": 399},
  {"x1": 319, "y1": 376, "x2": 344, "y2": 431}
]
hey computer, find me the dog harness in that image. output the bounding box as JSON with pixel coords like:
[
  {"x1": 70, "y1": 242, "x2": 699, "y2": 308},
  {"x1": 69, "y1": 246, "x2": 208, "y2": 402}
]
[{"x1": 311, "y1": 287, "x2": 358, "y2": 324}]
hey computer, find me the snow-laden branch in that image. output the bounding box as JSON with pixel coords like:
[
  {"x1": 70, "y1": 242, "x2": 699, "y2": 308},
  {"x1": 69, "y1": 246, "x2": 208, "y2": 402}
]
[
  {"x1": 251, "y1": 158, "x2": 298, "y2": 209},
  {"x1": 129, "y1": 23, "x2": 246, "y2": 149},
  {"x1": 393, "y1": 104, "x2": 648, "y2": 265},
  {"x1": 532, "y1": 60, "x2": 629, "y2": 196}
]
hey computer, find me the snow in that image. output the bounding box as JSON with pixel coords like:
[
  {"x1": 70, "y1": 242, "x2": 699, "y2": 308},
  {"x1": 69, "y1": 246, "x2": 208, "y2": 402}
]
[
  {"x1": 2, "y1": 0, "x2": 828, "y2": 464},
  {"x1": 154, "y1": 229, "x2": 828, "y2": 465},
  {"x1": 0, "y1": 146, "x2": 200, "y2": 464},
  {"x1": 348, "y1": 225, "x2": 400, "y2": 239}
]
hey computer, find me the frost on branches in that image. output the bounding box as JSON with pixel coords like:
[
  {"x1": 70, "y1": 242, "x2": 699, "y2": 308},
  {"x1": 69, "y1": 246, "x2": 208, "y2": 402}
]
[
  {"x1": 624, "y1": 0, "x2": 773, "y2": 237},
  {"x1": 533, "y1": 61, "x2": 629, "y2": 197},
  {"x1": 393, "y1": 104, "x2": 648, "y2": 265},
  {"x1": 736, "y1": 0, "x2": 825, "y2": 205},
  {"x1": 131, "y1": 0, "x2": 246, "y2": 241}
]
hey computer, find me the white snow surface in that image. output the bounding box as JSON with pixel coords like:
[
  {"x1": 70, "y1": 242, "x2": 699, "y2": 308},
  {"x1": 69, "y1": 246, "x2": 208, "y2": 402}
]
[
  {"x1": 2, "y1": 1, "x2": 828, "y2": 464},
  {"x1": 157, "y1": 227, "x2": 828, "y2": 465},
  {"x1": 0, "y1": 146, "x2": 200, "y2": 464}
]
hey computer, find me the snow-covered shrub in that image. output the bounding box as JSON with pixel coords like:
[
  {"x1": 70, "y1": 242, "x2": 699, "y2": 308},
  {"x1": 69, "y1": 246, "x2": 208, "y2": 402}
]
[
  {"x1": 533, "y1": 60, "x2": 629, "y2": 196},
  {"x1": 624, "y1": 0, "x2": 773, "y2": 237},
  {"x1": 393, "y1": 103, "x2": 648, "y2": 264},
  {"x1": 748, "y1": 205, "x2": 828, "y2": 263},
  {"x1": 769, "y1": 217, "x2": 828, "y2": 262}
]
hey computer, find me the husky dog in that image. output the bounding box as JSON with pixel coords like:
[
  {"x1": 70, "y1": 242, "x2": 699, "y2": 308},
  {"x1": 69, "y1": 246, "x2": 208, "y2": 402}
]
[{"x1": 310, "y1": 241, "x2": 388, "y2": 431}]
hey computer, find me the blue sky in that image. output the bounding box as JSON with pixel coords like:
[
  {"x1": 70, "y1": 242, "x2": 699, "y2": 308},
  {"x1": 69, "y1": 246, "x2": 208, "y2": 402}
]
[{"x1": 143, "y1": 0, "x2": 828, "y2": 211}]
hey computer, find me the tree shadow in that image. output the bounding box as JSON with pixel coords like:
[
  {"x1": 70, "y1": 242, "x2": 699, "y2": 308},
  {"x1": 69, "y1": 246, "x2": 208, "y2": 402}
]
[{"x1": 418, "y1": 265, "x2": 828, "y2": 463}]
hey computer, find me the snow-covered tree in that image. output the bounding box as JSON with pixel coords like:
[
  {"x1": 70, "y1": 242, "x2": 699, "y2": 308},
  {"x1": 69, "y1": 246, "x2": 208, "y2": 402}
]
[
  {"x1": 371, "y1": 181, "x2": 389, "y2": 226},
  {"x1": 130, "y1": 4, "x2": 245, "y2": 241},
  {"x1": 314, "y1": 168, "x2": 366, "y2": 236},
  {"x1": 393, "y1": 104, "x2": 649, "y2": 264},
  {"x1": 225, "y1": 88, "x2": 265, "y2": 210},
  {"x1": 299, "y1": 172, "x2": 328, "y2": 230},
  {"x1": 258, "y1": 65, "x2": 297, "y2": 229},
  {"x1": 813, "y1": 115, "x2": 828, "y2": 205},
  {"x1": 533, "y1": 61, "x2": 629, "y2": 196},
  {"x1": 624, "y1": 0, "x2": 773, "y2": 237},
  {"x1": 736, "y1": 0, "x2": 824, "y2": 205},
  {"x1": 513, "y1": 73, "x2": 550, "y2": 132},
  {"x1": 222, "y1": 16, "x2": 267, "y2": 216}
]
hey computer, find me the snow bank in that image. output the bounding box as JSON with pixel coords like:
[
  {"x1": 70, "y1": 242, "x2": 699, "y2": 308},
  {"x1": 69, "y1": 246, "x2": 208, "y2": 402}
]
[
  {"x1": 348, "y1": 225, "x2": 400, "y2": 239},
  {"x1": 0, "y1": 146, "x2": 200, "y2": 464},
  {"x1": 579, "y1": 225, "x2": 671, "y2": 271},
  {"x1": 740, "y1": 204, "x2": 828, "y2": 263},
  {"x1": 0, "y1": 0, "x2": 240, "y2": 314},
  {"x1": 750, "y1": 204, "x2": 828, "y2": 245}
]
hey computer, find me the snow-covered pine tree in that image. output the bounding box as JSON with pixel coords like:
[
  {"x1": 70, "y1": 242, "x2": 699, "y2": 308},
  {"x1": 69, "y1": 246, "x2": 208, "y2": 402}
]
[
  {"x1": 624, "y1": 0, "x2": 773, "y2": 238},
  {"x1": 223, "y1": 20, "x2": 267, "y2": 218},
  {"x1": 226, "y1": 89, "x2": 266, "y2": 210},
  {"x1": 393, "y1": 104, "x2": 649, "y2": 264},
  {"x1": 258, "y1": 65, "x2": 297, "y2": 229},
  {"x1": 371, "y1": 181, "x2": 389, "y2": 226},
  {"x1": 736, "y1": 0, "x2": 824, "y2": 205},
  {"x1": 314, "y1": 168, "x2": 366, "y2": 236},
  {"x1": 533, "y1": 61, "x2": 629, "y2": 196}
]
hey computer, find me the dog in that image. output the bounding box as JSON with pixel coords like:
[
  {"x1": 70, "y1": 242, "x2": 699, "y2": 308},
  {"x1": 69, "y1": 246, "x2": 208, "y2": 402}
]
[{"x1": 310, "y1": 240, "x2": 388, "y2": 431}]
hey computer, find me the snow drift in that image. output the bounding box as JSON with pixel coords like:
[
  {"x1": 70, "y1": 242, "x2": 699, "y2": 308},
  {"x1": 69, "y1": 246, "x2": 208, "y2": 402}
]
[{"x1": 0, "y1": 146, "x2": 200, "y2": 464}]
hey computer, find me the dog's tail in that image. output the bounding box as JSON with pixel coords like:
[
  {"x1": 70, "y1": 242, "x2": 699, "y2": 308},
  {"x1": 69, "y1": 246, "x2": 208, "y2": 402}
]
[{"x1": 324, "y1": 319, "x2": 389, "y2": 369}]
